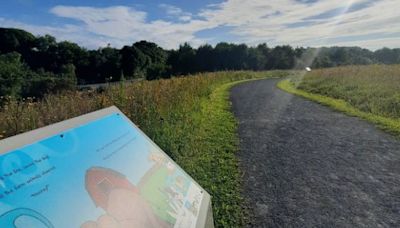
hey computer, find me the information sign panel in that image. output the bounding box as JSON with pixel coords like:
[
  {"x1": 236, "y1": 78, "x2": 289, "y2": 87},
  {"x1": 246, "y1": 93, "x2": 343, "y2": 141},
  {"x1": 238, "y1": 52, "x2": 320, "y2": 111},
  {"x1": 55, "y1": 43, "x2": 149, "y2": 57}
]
[{"x1": 0, "y1": 106, "x2": 213, "y2": 228}]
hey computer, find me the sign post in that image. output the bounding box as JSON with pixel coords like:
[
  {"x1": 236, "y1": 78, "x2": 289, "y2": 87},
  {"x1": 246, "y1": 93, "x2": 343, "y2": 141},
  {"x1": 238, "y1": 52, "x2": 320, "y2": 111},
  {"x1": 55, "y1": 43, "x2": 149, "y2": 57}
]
[{"x1": 0, "y1": 106, "x2": 213, "y2": 228}]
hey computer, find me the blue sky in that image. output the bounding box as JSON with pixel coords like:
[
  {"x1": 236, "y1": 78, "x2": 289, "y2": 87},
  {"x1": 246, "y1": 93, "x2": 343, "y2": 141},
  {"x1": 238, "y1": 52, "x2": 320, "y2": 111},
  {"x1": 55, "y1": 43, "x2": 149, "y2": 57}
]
[{"x1": 0, "y1": 0, "x2": 399, "y2": 50}]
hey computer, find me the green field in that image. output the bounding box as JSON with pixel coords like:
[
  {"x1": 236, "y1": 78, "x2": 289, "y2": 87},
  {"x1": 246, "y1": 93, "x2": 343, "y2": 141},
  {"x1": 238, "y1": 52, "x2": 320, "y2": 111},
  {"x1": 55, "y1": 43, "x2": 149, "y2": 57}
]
[
  {"x1": 0, "y1": 71, "x2": 286, "y2": 227},
  {"x1": 280, "y1": 64, "x2": 400, "y2": 137},
  {"x1": 2, "y1": 64, "x2": 400, "y2": 226}
]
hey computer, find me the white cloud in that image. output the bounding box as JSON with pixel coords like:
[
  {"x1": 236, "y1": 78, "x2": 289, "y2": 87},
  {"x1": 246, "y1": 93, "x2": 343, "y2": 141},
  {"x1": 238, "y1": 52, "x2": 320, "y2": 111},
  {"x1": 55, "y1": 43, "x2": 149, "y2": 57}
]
[
  {"x1": 198, "y1": 0, "x2": 400, "y2": 49},
  {"x1": 159, "y1": 4, "x2": 193, "y2": 22},
  {"x1": 0, "y1": 17, "x2": 110, "y2": 48},
  {"x1": 48, "y1": 5, "x2": 213, "y2": 49},
  {"x1": 1, "y1": 0, "x2": 399, "y2": 50}
]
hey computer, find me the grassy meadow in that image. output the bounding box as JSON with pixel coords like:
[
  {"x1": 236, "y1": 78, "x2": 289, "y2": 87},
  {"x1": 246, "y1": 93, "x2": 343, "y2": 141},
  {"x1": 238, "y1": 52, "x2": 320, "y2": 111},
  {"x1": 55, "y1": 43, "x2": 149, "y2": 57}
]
[
  {"x1": 281, "y1": 64, "x2": 400, "y2": 136},
  {"x1": 3, "y1": 63, "x2": 399, "y2": 226},
  {"x1": 0, "y1": 70, "x2": 286, "y2": 227}
]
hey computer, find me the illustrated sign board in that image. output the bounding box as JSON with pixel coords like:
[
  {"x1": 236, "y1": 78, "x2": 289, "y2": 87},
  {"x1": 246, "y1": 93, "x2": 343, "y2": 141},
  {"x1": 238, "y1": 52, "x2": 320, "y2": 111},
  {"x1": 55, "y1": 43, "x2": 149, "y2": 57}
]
[{"x1": 0, "y1": 106, "x2": 213, "y2": 228}]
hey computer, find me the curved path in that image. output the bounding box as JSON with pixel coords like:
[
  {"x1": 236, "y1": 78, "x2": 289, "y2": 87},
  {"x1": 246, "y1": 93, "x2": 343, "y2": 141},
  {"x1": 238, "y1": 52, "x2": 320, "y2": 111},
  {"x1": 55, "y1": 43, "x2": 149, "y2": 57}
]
[{"x1": 230, "y1": 79, "x2": 400, "y2": 227}]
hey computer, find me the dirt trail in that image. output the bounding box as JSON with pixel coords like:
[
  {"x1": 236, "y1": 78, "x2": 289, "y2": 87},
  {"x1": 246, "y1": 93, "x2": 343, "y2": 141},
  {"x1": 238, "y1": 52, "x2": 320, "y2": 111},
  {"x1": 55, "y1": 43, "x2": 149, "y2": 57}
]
[{"x1": 230, "y1": 79, "x2": 400, "y2": 227}]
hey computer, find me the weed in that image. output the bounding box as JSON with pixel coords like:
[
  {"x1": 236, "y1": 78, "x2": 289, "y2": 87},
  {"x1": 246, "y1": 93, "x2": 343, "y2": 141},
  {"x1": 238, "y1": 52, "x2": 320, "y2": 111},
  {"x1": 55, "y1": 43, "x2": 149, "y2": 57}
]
[{"x1": 0, "y1": 71, "x2": 286, "y2": 227}]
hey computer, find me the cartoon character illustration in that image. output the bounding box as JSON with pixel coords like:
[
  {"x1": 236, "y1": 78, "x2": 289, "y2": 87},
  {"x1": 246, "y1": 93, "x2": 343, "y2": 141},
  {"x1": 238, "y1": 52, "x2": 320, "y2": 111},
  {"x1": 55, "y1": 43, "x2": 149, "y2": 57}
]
[
  {"x1": 139, "y1": 151, "x2": 200, "y2": 221},
  {"x1": 0, "y1": 208, "x2": 54, "y2": 228},
  {"x1": 82, "y1": 149, "x2": 203, "y2": 228},
  {"x1": 81, "y1": 167, "x2": 170, "y2": 228}
]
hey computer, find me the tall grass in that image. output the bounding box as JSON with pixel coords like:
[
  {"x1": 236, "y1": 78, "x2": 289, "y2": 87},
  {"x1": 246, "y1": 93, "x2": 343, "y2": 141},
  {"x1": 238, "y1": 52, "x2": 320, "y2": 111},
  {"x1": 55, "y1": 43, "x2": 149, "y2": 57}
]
[
  {"x1": 0, "y1": 71, "x2": 286, "y2": 227},
  {"x1": 296, "y1": 65, "x2": 400, "y2": 119},
  {"x1": 279, "y1": 64, "x2": 400, "y2": 137}
]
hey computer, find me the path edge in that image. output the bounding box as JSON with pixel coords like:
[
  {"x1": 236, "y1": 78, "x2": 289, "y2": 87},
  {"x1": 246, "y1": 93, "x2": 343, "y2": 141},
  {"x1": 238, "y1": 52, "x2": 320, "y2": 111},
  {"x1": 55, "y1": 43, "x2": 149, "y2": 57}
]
[
  {"x1": 200, "y1": 77, "x2": 269, "y2": 227},
  {"x1": 277, "y1": 79, "x2": 400, "y2": 138}
]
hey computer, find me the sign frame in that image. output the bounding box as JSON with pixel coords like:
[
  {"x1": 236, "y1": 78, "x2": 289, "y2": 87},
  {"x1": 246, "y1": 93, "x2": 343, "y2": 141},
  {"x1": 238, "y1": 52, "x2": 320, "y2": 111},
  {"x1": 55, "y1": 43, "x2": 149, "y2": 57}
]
[{"x1": 0, "y1": 106, "x2": 214, "y2": 228}]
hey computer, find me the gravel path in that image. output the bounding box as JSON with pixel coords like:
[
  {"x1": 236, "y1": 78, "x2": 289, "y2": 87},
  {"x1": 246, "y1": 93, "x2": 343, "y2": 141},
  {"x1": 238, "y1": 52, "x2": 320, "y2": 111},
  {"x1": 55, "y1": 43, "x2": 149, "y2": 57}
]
[{"x1": 230, "y1": 79, "x2": 400, "y2": 228}]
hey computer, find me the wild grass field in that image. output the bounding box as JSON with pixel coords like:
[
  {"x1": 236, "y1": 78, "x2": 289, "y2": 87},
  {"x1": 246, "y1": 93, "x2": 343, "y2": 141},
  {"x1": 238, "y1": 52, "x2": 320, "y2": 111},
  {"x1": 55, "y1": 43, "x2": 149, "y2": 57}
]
[
  {"x1": 281, "y1": 64, "x2": 400, "y2": 136},
  {"x1": 0, "y1": 70, "x2": 286, "y2": 227}
]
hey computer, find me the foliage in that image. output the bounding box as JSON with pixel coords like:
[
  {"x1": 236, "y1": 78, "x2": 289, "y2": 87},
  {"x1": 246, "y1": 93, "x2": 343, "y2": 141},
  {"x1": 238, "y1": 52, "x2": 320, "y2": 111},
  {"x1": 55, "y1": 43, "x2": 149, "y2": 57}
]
[
  {"x1": 0, "y1": 52, "x2": 26, "y2": 97},
  {"x1": 0, "y1": 28, "x2": 35, "y2": 54},
  {"x1": 120, "y1": 45, "x2": 147, "y2": 79},
  {"x1": 167, "y1": 43, "x2": 196, "y2": 75},
  {"x1": 0, "y1": 52, "x2": 76, "y2": 98},
  {"x1": 0, "y1": 71, "x2": 286, "y2": 226},
  {"x1": 2, "y1": 27, "x2": 400, "y2": 93}
]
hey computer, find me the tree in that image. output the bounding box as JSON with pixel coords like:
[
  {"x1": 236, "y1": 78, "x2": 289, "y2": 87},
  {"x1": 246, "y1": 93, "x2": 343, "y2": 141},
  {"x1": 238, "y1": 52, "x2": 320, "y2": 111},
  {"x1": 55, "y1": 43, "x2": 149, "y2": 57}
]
[
  {"x1": 134, "y1": 41, "x2": 167, "y2": 66},
  {"x1": 0, "y1": 28, "x2": 35, "y2": 54},
  {"x1": 0, "y1": 52, "x2": 26, "y2": 97},
  {"x1": 374, "y1": 48, "x2": 400, "y2": 64},
  {"x1": 26, "y1": 35, "x2": 58, "y2": 71},
  {"x1": 269, "y1": 45, "x2": 295, "y2": 69},
  {"x1": 60, "y1": 64, "x2": 77, "y2": 84},
  {"x1": 214, "y1": 42, "x2": 233, "y2": 70},
  {"x1": 120, "y1": 45, "x2": 148, "y2": 79},
  {"x1": 146, "y1": 63, "x2": 169, "y2": 80},
  {"x1": 168, "y1": 43, "x2": 196, "y2": 75},
  {"x1": 99, "y1": 47, "x2": 121, "y2": 81},
  {"x1": 56, "y1": 41, "x2": 85, "y2": 65},
  {"x1": 2, "y1": 26, "x2": 400, "y2": 87},
  {"x1": 195, "y1": 44, "x2": 215, "y2": 72},
  {"x1": 134, "y1": 41, "x2": 168, "y2": 79},
  {"x1": 256, "y1": 43, "x2": 271, "y2": 70},
  {"x1": 35, "y1": 35, "x2": 57, "y2": 52},
  {"x1": 246, "y1": 47, "x2": 265, "y2": 70}
]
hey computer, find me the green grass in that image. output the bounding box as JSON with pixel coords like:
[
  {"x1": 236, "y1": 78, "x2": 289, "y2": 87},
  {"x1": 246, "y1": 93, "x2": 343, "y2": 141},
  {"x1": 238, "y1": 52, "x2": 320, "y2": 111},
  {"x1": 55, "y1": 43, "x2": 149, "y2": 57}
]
[
  {"x1": 295, "y1": 65, "x2": 400, "y2": 119},
  {"x1": 184, "y1": 80, "x2": 255, "y2": 227},
  {"x1": 0, "y1": 71, "x2": 286, "y2": 227},
  {"x1": 278, "y1": 79, "x2": 400, "y2": 137}
]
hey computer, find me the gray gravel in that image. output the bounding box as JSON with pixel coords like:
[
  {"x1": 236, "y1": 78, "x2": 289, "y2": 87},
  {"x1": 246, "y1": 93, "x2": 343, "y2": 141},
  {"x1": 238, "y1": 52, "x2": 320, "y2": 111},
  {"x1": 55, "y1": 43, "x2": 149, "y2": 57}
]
[{"x1": 230, "y1": 79, "x2": 400, "y2": 228}]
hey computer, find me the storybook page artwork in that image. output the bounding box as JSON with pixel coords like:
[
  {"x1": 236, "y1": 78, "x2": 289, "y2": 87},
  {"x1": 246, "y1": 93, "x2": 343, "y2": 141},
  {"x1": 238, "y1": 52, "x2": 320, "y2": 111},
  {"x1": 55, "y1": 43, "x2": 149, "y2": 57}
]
[{"x1": 0, "y1": 113, "x2": 205, "y2": 228}]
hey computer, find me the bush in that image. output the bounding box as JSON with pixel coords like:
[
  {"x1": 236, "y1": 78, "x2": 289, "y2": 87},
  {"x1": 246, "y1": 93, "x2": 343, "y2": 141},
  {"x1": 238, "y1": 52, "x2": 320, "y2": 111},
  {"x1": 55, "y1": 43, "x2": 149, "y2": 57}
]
[
  {"x1": 0, "y1": 53, "x2": 77, "y2": 98},
  {"x1": 0, "y1": 52, "x2": 26, "y2": 97}
]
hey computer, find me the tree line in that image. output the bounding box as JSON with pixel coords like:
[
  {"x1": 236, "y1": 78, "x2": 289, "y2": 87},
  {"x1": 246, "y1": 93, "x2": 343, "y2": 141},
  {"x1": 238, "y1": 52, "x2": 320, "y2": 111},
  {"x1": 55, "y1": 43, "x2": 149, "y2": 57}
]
[{"x1": 1, "y1": 27, "x2": 400, "y2": 98}]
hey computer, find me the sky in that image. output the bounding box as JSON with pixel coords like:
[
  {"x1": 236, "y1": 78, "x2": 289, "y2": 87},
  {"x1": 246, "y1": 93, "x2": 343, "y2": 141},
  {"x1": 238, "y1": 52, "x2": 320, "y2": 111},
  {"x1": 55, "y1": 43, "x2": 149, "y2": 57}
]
[{"x1": 0, "y1": 0, "x2": 399, "y2": 50}]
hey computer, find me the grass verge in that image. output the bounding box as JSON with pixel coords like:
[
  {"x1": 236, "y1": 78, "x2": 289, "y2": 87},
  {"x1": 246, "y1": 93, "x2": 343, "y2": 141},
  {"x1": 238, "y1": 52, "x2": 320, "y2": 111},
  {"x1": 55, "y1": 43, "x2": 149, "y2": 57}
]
[
  {"x1": 278, "y1": 79, "x2": 400, "y2": 137},
  {"x1": 183, "y1": 80, "x2": 258, "y2": 227}
]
